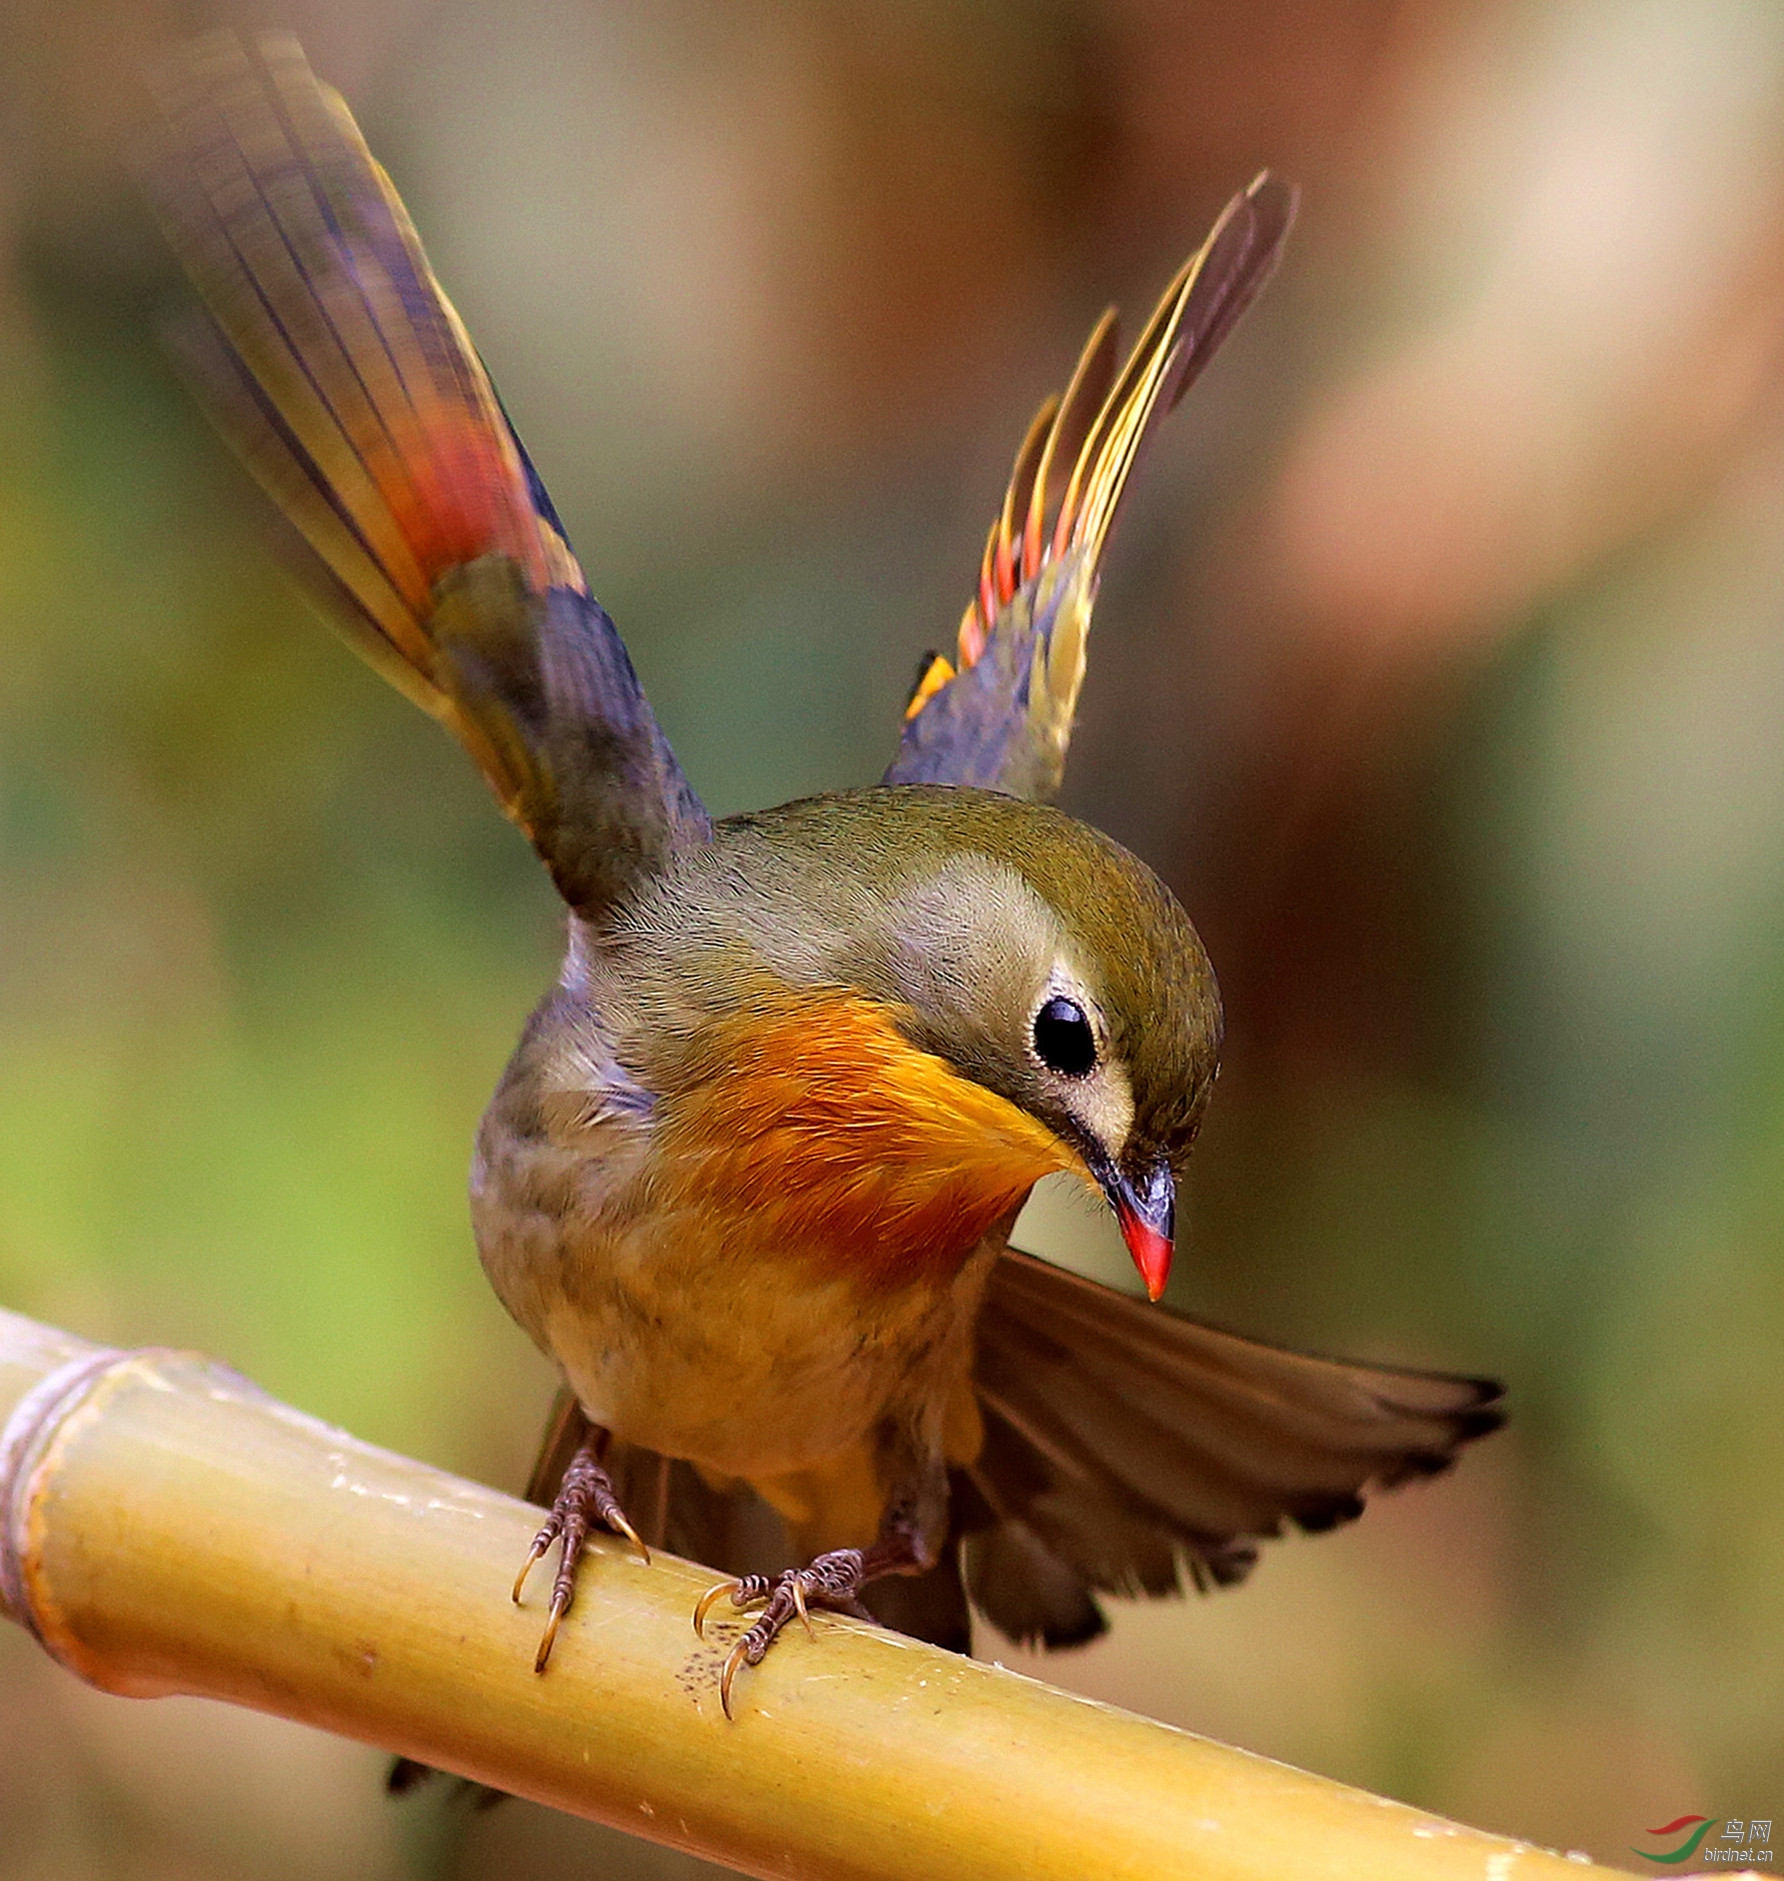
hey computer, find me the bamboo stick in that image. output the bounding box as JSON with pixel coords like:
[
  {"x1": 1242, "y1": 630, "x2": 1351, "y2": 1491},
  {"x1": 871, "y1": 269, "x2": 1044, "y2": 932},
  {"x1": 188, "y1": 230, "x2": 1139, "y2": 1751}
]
[{"x1": 0, "y1": 1306, "x2": 1600, "y2": 1880}]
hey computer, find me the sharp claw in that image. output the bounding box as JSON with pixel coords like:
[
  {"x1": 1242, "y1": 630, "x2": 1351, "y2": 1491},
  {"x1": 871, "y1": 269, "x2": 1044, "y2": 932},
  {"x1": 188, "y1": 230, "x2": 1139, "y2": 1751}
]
[
  {"x1": 535, "y1": 1593, "x2": 567, "y2": 1674},
  {"x1": 511, "y1": 1531, "x2": 551, "y2": 1605},
  {"x1": 511, "y1": 1431, "x2": 647, "y2": 1671},
  {"x1": 694, "y1": 1579, "x2": 741, "y2": 1640},
  {"x1": 692, "y1": 1545, "x2": 888, "y2": 1719},
  {"x1": 609, "y1": 1506, "x2": 651, "y2": 1566},
  {"x1": 719, "y1": 1637, "x2": 751, "y2": 1720}
]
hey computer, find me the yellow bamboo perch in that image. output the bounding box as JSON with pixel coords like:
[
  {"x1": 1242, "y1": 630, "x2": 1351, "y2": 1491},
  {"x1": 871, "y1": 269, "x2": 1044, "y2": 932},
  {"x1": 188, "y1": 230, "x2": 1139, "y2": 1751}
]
[{"x1": 1, "y1": 1306, "x2": 1596, "y2": 1881}]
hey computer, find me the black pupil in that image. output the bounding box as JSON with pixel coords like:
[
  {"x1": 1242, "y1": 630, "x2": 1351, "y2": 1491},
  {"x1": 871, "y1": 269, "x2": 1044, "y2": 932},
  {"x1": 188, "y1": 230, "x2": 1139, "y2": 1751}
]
[{"x1": 1033, "y1": 997, "x2": 1096, "y2": 1077}]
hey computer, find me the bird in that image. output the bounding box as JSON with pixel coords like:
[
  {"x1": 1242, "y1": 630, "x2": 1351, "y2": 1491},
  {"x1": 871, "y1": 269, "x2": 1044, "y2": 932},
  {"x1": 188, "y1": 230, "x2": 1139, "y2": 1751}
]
[{"x1": 138, "y1": 31, "x2": 1503, "y2": 1723}]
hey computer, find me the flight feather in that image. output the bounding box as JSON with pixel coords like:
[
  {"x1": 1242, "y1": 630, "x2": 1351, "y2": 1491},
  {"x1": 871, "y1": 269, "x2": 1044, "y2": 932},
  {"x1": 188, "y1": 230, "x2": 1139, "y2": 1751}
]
[
  {"x1": 138, "y1": 31, "x2": 709, "y2": 916},
  {"x1": 888, "y1": 174, "x2": 1295, "y2": 803}
]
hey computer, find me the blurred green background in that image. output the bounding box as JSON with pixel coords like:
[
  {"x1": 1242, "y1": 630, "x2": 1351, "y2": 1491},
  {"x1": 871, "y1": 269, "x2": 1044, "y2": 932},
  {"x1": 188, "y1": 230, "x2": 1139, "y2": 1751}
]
[{"x1": 4, "y1": 1, "x2": 1783, "y2": 1875}]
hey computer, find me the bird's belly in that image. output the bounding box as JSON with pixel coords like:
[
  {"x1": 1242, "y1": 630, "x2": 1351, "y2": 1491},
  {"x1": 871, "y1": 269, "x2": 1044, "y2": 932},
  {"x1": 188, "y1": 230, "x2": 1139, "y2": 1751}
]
[{"x1": 496, "y1": 1204, "x2": 990, "y2": 1481}]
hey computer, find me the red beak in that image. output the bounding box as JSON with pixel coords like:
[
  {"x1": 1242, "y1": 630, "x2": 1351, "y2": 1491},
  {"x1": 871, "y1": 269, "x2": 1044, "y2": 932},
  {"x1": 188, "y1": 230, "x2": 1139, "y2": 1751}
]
[
  {"x1": 1116, "y1": 1208, "x2": 1173, "y2": 1302},
  {"x1": 1100, "y1": 1156, "x2": 1175, "y2": 1302}
]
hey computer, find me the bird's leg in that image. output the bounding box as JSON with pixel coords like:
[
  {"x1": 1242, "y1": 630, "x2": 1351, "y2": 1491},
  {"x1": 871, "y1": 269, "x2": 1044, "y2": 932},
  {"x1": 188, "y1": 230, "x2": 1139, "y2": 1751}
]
[
  {"x1": 693, "y1": 1509, "x2": 931, "y2": 1718},
  {"x1": 512, "y1": 1424, "x2": 648, "y2": 1672}
]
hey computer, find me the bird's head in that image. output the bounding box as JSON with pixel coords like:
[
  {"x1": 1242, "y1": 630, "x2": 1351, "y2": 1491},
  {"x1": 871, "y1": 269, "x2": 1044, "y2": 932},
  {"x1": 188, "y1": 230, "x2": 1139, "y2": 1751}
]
[{"x1": 674, "y1": 788, "x2": 1221, "y2": 1300}]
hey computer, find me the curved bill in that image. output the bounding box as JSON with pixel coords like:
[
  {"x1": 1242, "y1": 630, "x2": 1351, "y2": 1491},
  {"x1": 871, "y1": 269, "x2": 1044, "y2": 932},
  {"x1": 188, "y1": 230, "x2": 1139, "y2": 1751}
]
[{"x1": 1096, "y1": 1154, "x2": 1175, "y2": 1301}]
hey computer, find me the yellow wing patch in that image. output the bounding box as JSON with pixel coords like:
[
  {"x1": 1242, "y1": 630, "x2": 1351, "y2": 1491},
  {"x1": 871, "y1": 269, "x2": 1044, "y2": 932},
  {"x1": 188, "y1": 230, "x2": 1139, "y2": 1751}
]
[
  {"x1": 904, "y1": 652, "x2": 958, "y2": 721},
  {"x1": 909, "y1": 174, "x2": 1295, "y2": 764}
]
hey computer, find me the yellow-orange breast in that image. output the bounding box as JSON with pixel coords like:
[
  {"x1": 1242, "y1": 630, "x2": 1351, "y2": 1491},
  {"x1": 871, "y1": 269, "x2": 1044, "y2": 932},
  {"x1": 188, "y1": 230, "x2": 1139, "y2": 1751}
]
[
  {"x1": 654, "y1": 988, "x2": 1083, "y2": 1287},
  {"x1": 479, "y1": 983, "x2": 1084, "y2": 1494}
]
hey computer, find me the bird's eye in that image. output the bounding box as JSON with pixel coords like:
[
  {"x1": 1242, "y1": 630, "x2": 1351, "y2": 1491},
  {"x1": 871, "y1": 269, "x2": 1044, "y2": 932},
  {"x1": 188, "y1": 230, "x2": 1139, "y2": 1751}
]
[{"x1": 1032, "y1": 996, "x2": 1097, "y2": 1077}]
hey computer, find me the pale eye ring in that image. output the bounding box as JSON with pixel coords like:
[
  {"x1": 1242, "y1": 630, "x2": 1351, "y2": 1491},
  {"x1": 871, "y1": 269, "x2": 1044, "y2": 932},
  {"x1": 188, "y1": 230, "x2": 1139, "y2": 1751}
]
[{"x1": 1032, "y1": 996, "x2": 1097, "y2": 1077}]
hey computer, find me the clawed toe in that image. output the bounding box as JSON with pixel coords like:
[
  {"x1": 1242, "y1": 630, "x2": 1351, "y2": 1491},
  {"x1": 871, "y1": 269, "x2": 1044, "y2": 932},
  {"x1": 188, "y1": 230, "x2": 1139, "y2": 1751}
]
[
  {"x1": 719, "y1": 1634, "x2": 754, "y2": 1718},
  {"x1": 693, "y1": 1578, "x2": 738, "y2": 1639},
  {"x1": 692, "y1": 1551, "x2": 868, "y2": 1718},
  {"x1": 717, "y1": 1610, "x2": 784, "y2": 1719},
  {"x1": 511, "y1": 1525, "x2": 556, "y2": 1605},
  {"x1": 534, "y1": 1587, "x2": 570, "y2": 1675},
  {"x1": 604, "y1": 1502, "x2": 649, "y2": 1563},
  {"x1": 511, "y1": 1429, "x2": 647, "y2": 1671},
  {"x1": 694, "y1": 1573, "x2": 769, "y2": 1639}
]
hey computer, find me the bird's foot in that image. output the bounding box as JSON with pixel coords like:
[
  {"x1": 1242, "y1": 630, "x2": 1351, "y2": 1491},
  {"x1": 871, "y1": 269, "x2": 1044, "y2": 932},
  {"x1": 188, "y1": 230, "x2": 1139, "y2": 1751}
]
[
  {"x1": 512, "y1": 1429, "x2": 647, "y2": 1672},
  {"x1": 694, "y1": 1550, "x2": 877, "y2": 1717}
]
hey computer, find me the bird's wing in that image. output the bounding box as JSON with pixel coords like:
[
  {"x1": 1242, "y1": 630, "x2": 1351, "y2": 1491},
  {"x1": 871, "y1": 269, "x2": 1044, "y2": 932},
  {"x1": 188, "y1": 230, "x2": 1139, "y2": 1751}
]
[
  {"x1": 960, "y1": 1248, "x2": 1503, "y2": 1647},
  {"x1": 138, "y1": 33, "x2": 710, "y2": 918},
  {"x1": 885, "y1": 174, "x2": 1294, "y2": 803},
  {"x1": 505, "y1": 1248, "x2": 1503, "y2": 1670}
]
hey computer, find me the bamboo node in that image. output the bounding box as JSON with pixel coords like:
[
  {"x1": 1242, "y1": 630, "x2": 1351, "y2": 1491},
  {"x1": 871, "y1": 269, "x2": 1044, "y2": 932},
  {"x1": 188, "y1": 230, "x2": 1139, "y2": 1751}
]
[{"x1": 0, "y1": 1344, "x2": 126, "y2": 1635}]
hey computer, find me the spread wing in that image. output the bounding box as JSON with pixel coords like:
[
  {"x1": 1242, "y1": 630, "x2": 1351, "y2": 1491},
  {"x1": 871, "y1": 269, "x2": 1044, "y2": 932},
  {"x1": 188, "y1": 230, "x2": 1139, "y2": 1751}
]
[
  {"x1": 887, "y1": 174, "x2": 1295, "y2": 803},
  {"x1": 958, "y1": 1248, "x2": 1503, "y2": 1647},
  {"x1": 138, "y1": 32, "x2": 710, "y2": 918},
  {"x1": 498, "y1": 1252, "x2": 1502, "y2": 1665}
]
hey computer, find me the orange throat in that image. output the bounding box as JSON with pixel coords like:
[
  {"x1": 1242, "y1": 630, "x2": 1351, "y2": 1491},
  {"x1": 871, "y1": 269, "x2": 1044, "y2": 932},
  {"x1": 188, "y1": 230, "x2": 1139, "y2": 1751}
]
[{"x1": 657, "y1": 990, "x2": 1082, "y2": 1287}]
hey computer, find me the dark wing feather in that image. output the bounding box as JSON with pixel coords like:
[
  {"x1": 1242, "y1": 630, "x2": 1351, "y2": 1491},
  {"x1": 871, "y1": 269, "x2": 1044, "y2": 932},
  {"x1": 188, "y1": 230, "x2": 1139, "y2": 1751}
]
[
  {"x1": 887, "y1": 174, "x2": 1295, "y2": 803},
  {"x1": 396, "y1": 1233, "x2": 1499, "y2": 1802},
  {"x1": 139, "y1": 32, "x2": 708, "y2": 917},
  {"x1": 962, "y1": 1249, "x2": 1503, "y2": 1647},
  {"x1": 502, "y1": 1240, "x2": 1501, "y2": 1669}
]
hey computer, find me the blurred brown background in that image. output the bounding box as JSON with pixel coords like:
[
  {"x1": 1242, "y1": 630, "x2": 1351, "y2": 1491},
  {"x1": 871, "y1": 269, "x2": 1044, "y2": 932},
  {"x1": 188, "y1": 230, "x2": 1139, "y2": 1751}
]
[{"x1": 3, "y1": 1, "x2": 1782, "y2": 1875}]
